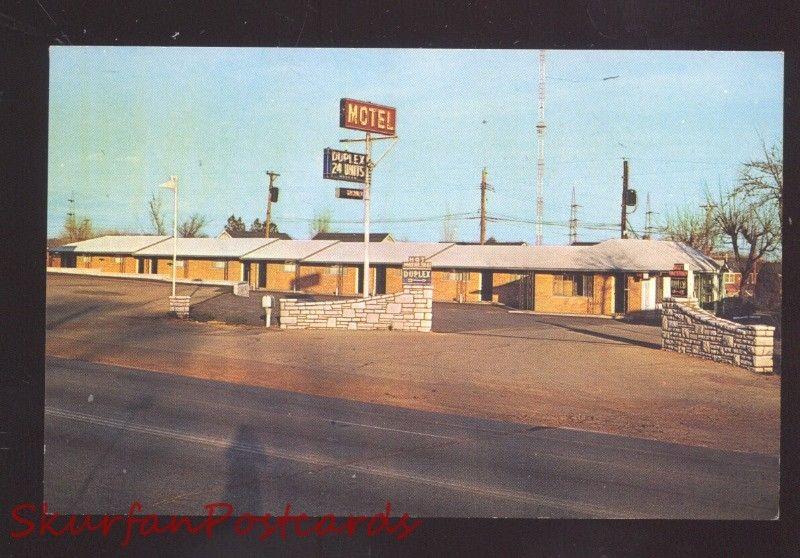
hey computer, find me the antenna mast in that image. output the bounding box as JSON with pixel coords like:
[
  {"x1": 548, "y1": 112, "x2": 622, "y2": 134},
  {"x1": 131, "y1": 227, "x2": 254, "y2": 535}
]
[
  {"x1": 535, "y1": 50, "x2": 547, "y2": 246},
  {"x1": 569, "y1": 185, "x2": 580, "y2": 245}
]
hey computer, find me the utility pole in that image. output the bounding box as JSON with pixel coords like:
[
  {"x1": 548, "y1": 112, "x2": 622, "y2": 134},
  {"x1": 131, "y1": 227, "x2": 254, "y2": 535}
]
[
  {"x1": 569, "y1": 185, "x2": 580, "y2": 245},
  {"x1": 620, "y1": 158, "x2": 629, "y2": 239},
  {"x1": 535, "y1": 49, "x2": 547, "y2": 246},
  {"x1": 479, "y1": 167, "x2": 492, "y2": 244},
  {"x1": 265, "y1": 171, "x2": 280, "y2": 238}
]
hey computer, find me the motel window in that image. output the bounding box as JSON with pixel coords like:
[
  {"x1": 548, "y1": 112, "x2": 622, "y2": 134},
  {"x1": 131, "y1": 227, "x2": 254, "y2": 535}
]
[
  {"x1": 328, "y1": 265, "x2": 342, "y2": 275},
  {"x1": 448, "y1": 271, "x2": 469, "y2": 281},
  {"x1": 283, "y1": 262, "x2": 296, "y2": 272},
  {"x1": 114, "y1": 257, "x2": 122, "y2": 263},
  {"x1": 83, "y1": 256, "x2": 91, "y2": 262},
  {"x1": 213, "y1": 261, "x2": 226, "y2": 269},
  {"x1": 167, "y1": 260, "x2": 184, "y2": 268},
  {"x1": 553, "y1": 273, "x2": 594, "y2": 297}
]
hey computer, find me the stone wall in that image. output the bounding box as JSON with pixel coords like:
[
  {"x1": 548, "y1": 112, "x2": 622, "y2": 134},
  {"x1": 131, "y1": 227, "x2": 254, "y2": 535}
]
[
  {"x1": 661, "y1": 297, "x2": 774, "y2": 373},
  {"x1": 279, "y1": 285, "x2": 433, "y2": 332}
]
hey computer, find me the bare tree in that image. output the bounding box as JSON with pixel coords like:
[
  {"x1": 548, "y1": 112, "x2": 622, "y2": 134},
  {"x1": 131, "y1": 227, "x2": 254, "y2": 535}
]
[
  {"x1": 63, "y1": 213, "x2": 94, "y2": 242},
  {"x1": 308, "y1": 209, "x2": 333, "y2": 237},
  {"x1": 711, "y1": 188, "x2": 780, "y2": 300},
  {"x1": 178, "y1": 214, "x2": 208, "y2": 237},
  {"x1": 148, "y1": 194, "x2": 167, "y2": 235},
  {"x1": 735, "y1": 140, "x2": 783, "y2": 218},
  {"x1": 661, "y1": 205, "x2": 721, "y2": 255}
]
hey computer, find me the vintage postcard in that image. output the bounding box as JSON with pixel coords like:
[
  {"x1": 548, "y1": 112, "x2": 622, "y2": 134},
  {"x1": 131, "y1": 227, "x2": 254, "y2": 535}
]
[{"x1": 41, "y1": 47, "x2": 781, "y2": 528}]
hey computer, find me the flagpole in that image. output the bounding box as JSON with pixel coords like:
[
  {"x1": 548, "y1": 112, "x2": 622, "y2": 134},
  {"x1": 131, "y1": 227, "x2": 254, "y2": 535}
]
[{"x1": 171, "y1": 175, "x2": 178, "y2": 297}]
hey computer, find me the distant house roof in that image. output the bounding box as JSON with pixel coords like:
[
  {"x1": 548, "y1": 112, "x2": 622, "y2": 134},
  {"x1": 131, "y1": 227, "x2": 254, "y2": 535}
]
[
  {"x1": 49, "y1": 235, "x2": 169, "y2": 254},
  {"x1": 302, "y1": 242, "x2": 453, "y2": 265},
  {"x1": 241, "y1": 240, "x2": 341, "y2": 261},
  {"x1": 47, "y1": 238, "x2": 68, "y2": 250},
  {"x1": 311, "y1": 232, "x2": 393, "y2": 242},
  {"x1": 455, "y1": 240, "x2": 528, "y2": 246},
  {"x1": 218, "y1": 230, "x2": 292, "y2": 240},
  {"x1": 135, "y1": 237, "x2": 276, "y2": 259}
]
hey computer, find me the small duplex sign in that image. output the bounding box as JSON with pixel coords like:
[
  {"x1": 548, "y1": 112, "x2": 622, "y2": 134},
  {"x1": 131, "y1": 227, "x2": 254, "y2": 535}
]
[
  {"x1": 340, "y1": 98, "x2": 397, "y2": 135},
  {"x1": 323, "y1": 148, "x2": 367, "y2": 183},
  {"x1": 402, "y1": 256, "x2": 432, "y2": 286}
]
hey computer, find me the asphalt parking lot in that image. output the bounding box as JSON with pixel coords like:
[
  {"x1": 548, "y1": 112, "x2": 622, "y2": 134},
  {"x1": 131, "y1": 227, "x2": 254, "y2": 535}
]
[{"x1": 45, "y1": 273, "x2": 780, "y2": 454}]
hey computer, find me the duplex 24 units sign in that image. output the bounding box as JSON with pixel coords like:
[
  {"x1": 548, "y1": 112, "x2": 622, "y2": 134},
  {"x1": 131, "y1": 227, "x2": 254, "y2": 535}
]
[
  {"x1": 340, "y1": 98, "x2": 397, "y2": 135},
  {"x1": 323, "y1": 148, "x2": 367, "y2": 183},
  {"x1": 402, "y1": 256, "x2": 432, "y2": 286}
]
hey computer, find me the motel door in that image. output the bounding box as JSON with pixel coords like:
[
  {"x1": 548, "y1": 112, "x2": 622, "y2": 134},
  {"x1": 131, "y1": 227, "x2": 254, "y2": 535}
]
[
  {"x1": 480, "y1": 270, "x2": 494, "y2": 302},
  {"x1": 518, "y1": 272, "x2": 534, "y2": 310},
  {"x1": 613, "y1": 273, "x2": 628, "y2": 314},
  {"x1": 375, "y1": 266, "x2": 387, "y2": 295},
  {"x1": 640, "y1": 276, "x2": 657, "y2": 310},
  {"x1": 257, "y1": 263, "x2": 267, "y2": 289}
]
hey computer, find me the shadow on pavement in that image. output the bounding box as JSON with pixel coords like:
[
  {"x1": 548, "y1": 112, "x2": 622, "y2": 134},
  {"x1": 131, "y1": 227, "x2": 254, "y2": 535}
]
[{"x1": 223, "y1": 424, "x2": 264, "y2": 512}]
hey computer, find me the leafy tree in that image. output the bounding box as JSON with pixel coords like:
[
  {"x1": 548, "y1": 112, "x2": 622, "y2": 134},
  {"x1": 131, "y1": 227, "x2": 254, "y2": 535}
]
[
  {"x1": 225, "y1": 215, "x2": 246, "y2": 235},
  {"x1": 178, "y1": 214, "x2": 208, "y2": 237},
  {"x1": 309, "y1": 209, "x2": 333, "y2": 237},
  {"x1": 250, "y1": 218, "x2": 265, "y2": 234}
]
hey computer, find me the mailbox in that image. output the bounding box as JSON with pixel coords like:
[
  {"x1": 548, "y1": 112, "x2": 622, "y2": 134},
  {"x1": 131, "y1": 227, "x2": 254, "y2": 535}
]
[{"x1": 262, "y1": 295, "x2": 274, "y2": 328}]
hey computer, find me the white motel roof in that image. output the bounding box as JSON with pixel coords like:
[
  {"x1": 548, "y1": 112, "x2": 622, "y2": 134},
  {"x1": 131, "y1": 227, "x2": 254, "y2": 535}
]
[
  {"x1": 301, "y1": 242, "x2": 455, "y2": 265},
  {"x1": 51, "y1": 236, "x2": 720, "y2": 273},
  {"x1": 427, "y1": 239, "x2": 719, "y2": 273},
  {"x1": 240, "y1": 239, "x2": 341, "y2": 261},
  {"x1": 134, "y1": 237, "x2": 275, "y2": 259},
  {"x1": 51, "y1": 235, "x2": 170, "y2": 254}
]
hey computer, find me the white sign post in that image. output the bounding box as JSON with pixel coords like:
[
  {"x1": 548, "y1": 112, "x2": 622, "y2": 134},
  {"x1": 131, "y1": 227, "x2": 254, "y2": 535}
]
[{"x1": 160, "y1": 176, "x2": 179, "y2": 297}]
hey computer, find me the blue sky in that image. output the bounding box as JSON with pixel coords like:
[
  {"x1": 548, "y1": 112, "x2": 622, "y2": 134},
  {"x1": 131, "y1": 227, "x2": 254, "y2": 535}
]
[{"x1": 48, "y1": 48, "x2": 783, "y2": 243}]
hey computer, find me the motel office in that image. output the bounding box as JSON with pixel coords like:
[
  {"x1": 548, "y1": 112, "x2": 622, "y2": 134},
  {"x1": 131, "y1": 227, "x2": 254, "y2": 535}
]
[{"x1": 50, "y1": 236, "x2": 721, "y2": 315}]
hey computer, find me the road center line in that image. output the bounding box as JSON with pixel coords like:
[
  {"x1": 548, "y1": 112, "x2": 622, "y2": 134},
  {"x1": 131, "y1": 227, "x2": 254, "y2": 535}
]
[{"x1": 44, "y1": 405, "x2": 622, "y2": 517}]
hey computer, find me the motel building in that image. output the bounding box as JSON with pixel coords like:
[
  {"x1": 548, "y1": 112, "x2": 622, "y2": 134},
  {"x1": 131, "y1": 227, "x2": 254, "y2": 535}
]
[{"x1": 49, "y1": 235, "x2": 722, "y2": 316}]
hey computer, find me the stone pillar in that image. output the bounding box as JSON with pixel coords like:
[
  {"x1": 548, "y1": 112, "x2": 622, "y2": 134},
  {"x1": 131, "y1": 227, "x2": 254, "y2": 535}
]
[
  {"x1": 169, "y1": 295, "x2": 191, "y2": 318},
  {"x1": 233, "y1": 282, "x2": 250, "y2": 297},
  {"x1": 404, "y1": 284, "x2": 434, "y2": 332}
]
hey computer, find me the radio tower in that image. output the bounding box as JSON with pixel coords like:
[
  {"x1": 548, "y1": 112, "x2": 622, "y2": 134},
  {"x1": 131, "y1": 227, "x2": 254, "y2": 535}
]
[
  {"x1": 535, "y1": 50, "x2": 547, "y2": 246},
  {"x1": 569, "y1": 185, "x2": 579, "y2": 245}
]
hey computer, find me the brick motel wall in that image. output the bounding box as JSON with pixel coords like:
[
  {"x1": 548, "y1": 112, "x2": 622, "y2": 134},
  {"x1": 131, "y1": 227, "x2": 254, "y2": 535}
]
[
  {"x1": 77, "y1": 254, "x2": 138, "y2": 274},
  {"x1": 661, "y1": 297, "x2": 774, "y2": 373},
  {"x1": 533, "y1": 273, "x2": 615, "y2": 315},
  {"x1": 295, "y1": 264, "x2": 361, "y2": 296},
  {"x1": 153, "y1": 258, "x2": 235, "y2": 281},
  {"x1": 431, "y1": 270, "x2": 481, "y2": 302},
  {"x1": 280, "y1": 285, "x2": 433, "y2": 332}
]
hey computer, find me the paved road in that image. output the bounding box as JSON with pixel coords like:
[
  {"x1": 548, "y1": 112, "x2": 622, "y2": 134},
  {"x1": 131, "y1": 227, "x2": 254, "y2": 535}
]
[{"x1": 45, "y1": 356, "x2": 778, "y2": 519}]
